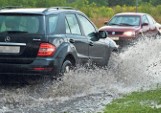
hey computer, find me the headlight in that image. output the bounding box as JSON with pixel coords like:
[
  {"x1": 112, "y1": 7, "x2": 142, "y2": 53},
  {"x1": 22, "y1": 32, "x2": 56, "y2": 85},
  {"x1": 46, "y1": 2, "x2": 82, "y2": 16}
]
[{"x1": 123, "y1": 31, "x2": 135, "y2": 37}]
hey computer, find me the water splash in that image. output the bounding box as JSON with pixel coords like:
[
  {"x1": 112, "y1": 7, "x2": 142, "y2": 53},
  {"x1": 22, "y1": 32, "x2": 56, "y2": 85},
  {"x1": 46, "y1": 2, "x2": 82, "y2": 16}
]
[{"x1": 0, "y1": 37, "x2": 161, "y2": 112}]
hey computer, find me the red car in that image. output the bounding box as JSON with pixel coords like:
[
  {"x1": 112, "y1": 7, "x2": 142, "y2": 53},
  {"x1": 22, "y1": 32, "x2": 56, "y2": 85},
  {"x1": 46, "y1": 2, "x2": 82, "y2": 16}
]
[{"x1": 99, "y1": 12, "x2": 161, "y2": 46}]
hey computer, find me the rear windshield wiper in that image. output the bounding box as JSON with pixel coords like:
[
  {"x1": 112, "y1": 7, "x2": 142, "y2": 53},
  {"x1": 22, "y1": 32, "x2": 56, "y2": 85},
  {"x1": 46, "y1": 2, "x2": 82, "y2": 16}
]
[{"x1": 0, "y1": 31, "x2": 28, "y2": 34}]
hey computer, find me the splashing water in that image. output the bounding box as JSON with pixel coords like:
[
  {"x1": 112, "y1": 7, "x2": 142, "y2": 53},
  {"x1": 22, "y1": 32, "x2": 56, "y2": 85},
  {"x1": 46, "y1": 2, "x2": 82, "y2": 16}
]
[
  {"x1": 0, "y1": 37, "x2": 161, "y2": 112},
  {"x1": 52, "y1": 37, "x2": 161, "y2": 96}
]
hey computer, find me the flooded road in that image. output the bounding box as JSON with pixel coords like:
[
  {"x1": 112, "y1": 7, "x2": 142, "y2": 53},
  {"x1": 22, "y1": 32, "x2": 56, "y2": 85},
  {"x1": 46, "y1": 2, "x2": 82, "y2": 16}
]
[{"x1": 0, "y1": 37, "x2": 161, "y2": 113}]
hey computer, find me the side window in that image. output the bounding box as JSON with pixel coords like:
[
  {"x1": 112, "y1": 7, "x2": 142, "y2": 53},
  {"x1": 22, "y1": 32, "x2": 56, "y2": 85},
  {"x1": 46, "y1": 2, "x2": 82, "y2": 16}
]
[
  {"x1": 142, "y1": 15, "x2": 149, "y2": 24},
  {"x1": 48, "y1": 15, "x2": 58, "y2": 34},
  {"x1": 77, "y1": 14, "x2": 96, "y2": 37},
  {"x1": 65, "y1": 18, "x2": 71, "y2": 34},
  {"x1": 66, "y1": 14, "x2": 81, "y2": 35}
]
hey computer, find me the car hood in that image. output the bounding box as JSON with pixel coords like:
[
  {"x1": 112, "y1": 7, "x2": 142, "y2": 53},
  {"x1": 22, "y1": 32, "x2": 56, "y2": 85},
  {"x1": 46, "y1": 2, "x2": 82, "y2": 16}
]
[{"x1": 99, "y1": 25, "x2": 140, "y2": 32}]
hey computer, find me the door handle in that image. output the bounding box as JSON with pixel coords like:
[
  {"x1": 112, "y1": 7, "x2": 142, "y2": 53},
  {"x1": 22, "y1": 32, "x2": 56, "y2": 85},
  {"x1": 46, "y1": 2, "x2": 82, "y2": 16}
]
[
  {"x1": 69, "y1": 39, "x2": 75, "y2": 43},
  {"x1": 89, "y1": 42, "x2": 94, "y2": 46}
]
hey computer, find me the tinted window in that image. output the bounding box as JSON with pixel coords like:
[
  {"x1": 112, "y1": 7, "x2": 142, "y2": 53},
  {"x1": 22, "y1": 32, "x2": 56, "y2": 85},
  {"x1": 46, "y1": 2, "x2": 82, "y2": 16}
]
[
  {"x1": 78, "y1": 14, "x2": 96, "y2": 37},
  {"x1": 108, "y1": 15, "x2": 140, "y2": 26},
  {"x1": 0, "y1": 15, "x2": 43, "y2": 34},
  {"x1": 48, "y1": 15, "x2": 58, "y2": 34},
  {"x1": 66, "y1": 14, "x2": 81, "y2": 35}
]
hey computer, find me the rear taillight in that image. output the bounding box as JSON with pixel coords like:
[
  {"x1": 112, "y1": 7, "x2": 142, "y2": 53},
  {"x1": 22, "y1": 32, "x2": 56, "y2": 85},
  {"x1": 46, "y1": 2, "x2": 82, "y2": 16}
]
[
  {"x1": 33, "y1": 67, "x2": 53, "y2": 71},
  {"x1": 37, "y1": 43, "x2": 56, "y2": 57}
]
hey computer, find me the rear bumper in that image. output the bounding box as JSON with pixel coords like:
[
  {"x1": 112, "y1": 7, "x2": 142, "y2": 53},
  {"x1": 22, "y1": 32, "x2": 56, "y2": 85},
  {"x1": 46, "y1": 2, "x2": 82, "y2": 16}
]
[{"x1": 0, "y1": 58, "x2": 60, "y2": 76}]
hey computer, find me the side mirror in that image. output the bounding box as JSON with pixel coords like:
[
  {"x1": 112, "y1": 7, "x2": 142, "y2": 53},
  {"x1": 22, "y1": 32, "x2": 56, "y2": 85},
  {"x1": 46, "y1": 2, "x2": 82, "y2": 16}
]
[
  {"x1": 142, "y1": 23, "x2": 149, "y2": 27},
  {"x1": 104, "y1": 21, "x2": 109, "y2": 25},
  {"x1": 99, "y1": 31, "x2": 108, "y2": 39}
]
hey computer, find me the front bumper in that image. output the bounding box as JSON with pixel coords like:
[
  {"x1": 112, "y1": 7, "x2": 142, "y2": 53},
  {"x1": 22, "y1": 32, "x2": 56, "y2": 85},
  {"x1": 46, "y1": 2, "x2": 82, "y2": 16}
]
[
  {"x1": 110, "y1": 36, "x2": 135, "y2": 47},
  {"x1": 115, "y1": 40, "x2": 132, "y2": 46}
]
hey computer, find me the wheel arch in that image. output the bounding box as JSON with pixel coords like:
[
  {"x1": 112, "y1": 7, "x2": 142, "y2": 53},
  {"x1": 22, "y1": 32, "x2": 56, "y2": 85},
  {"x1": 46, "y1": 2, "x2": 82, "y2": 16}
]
[{"x1": 63, "y1": 53, "x2": 76, "y2": 66}]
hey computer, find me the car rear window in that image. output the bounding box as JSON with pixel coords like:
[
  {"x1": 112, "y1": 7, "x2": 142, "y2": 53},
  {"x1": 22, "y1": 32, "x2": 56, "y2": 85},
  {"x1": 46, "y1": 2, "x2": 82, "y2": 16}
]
[{"x1": 0, "y1": 14, "x2": 44, "y2": 34}]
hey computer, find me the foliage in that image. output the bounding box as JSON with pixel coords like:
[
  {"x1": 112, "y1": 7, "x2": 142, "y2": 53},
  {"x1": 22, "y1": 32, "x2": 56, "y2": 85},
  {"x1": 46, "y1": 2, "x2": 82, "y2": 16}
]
[
  {"x1": 88, "y1": 0, "x2": 108, "y2": 6},
  {"x1": 108, "y1": 0, "x2": 136, "y2": 6},
  {"x1": 0, "y1": 0, "x2": 161, "y2": 27},
  {"x1": 0, "y1": 0, "x2": 161, "y2": 7}
]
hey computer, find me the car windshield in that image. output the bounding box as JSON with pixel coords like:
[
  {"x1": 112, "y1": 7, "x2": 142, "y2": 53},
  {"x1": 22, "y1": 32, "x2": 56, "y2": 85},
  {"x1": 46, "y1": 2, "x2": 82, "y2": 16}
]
[
  {"x1": 0, "y1": 15, "x2": 44, "y2": 34},
  {"x1": 108, "y1": 15, "x2": 140, "y2": 26}
]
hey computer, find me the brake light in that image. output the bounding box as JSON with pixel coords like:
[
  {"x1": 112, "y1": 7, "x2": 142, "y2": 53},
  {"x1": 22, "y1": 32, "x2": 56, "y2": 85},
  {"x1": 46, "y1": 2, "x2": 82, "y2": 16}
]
[
  {"x1": 33, "y1": 67, "x2": 52, "y2": 71},
  {"x1": 37, "y1": 43, "x2": 56, "y2": 57}
]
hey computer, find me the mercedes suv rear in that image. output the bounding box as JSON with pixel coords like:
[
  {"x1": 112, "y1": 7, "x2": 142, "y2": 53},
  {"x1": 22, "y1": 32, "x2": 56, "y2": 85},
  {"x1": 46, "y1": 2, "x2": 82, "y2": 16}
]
[{"x1": 0, "y1": 7, "x2": 116, "y2": 77}]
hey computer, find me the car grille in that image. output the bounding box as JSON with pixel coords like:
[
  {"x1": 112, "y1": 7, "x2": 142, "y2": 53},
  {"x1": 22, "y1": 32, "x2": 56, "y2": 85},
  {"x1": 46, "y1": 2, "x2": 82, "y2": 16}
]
[{"x1": 107, "y1": 31, "x2": 123, "y2": 35}]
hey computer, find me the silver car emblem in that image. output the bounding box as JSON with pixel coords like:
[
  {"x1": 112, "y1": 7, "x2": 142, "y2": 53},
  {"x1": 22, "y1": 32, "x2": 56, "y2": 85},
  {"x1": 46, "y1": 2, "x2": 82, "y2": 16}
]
[
  {"x1": 5, "y1": 36, "x2": 11, "y2": 42},
  {"x1": 112, "y1": 32, "x2": 115, "y2": 35}
]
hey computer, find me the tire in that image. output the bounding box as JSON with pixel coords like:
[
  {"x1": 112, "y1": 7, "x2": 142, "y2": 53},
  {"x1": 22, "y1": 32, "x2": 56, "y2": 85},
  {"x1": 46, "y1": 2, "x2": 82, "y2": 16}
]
[
  {"x1": 155, "y1": 32, "x2": 161, "y2": 39},
  {"x1": 60, "y1": 60, "x2": 73, "y2": 76}
]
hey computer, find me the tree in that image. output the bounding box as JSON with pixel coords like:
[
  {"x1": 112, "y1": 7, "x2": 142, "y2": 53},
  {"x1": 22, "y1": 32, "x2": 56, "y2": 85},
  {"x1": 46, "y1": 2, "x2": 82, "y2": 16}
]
[
  {"x1": 108, "y1": 0, "x2": 135, "y2": 6},
  {"x1": 88, "y1": 0, "x2": 108, "y2": 6},
  {"x1": 151, "y1": 0, "x2": 161, "y2": 6},
  {"x1": 142, "y1": 0, "x2": 150, "y2": 2}
]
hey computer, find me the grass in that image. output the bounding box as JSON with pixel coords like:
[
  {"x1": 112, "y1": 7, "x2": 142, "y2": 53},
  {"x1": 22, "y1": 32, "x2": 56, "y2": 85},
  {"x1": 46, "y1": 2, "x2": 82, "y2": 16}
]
[{"x1": 104, "y1": 88, "x2": 161, "y2": 113}]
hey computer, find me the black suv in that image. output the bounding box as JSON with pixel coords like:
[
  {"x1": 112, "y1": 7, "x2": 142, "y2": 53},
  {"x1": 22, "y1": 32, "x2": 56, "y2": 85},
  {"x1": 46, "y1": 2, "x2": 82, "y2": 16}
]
[{"x1": 0, "y1": 7, "x2": 116, "y2": 77}]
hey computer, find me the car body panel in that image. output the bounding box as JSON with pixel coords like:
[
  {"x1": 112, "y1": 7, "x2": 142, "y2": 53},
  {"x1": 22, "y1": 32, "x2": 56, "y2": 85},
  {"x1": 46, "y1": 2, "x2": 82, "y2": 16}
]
[{"x1": 88, "y1": 39, "x2": 110, "y2": 66}]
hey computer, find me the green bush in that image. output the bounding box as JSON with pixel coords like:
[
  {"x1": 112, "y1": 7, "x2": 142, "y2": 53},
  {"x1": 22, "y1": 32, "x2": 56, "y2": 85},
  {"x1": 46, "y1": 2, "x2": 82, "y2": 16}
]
[{"x1": 0, "y1": 0, "x2": 161, "y2": 26}]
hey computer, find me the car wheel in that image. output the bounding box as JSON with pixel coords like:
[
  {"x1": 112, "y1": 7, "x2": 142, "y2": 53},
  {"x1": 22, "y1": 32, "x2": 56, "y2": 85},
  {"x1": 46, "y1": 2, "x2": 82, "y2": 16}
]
[
  {"x1": 156, "y1": 32, "x2": 161, "y2": 38},
  {"x1": 60, "y1": 59, "x2": 73, "y2": 76}
]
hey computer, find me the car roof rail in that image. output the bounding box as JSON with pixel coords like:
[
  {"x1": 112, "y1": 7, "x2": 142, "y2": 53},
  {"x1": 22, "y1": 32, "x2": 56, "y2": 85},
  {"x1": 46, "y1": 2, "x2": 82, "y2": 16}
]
[
  {"x1": 0, "y1": 6, "x2": 23, "y2": 10},
  {"x1": 43, "y1": 7, "x2": 75, "y2": 13}
]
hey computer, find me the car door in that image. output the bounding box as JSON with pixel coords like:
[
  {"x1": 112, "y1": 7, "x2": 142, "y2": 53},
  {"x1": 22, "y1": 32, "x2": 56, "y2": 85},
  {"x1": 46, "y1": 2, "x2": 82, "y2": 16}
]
[
  {"x1": 146, "y1": 14, "x2": 158, "y2": 36},
  {"x1": 77, "y1": 14, "x2": 110, "y2": 66},
  {"x1": 141, "y1": 15, "x2": 150, "y2": 36},
  {"x1": 65, "y1": 13, "x2": 89, "y2": 64}
]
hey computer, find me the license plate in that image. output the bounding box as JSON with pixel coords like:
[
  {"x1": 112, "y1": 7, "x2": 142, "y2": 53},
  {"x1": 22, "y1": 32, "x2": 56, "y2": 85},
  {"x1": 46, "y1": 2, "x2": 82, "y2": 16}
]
[
  {"x1": 0, "y1": 46, "x2": 20, "y2": 53},
  {"x1": 110, "y1": 37, "x2": 119, "y2": 40}
]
